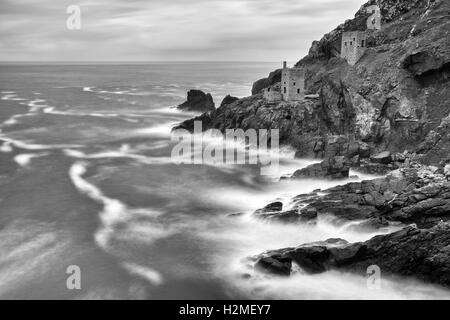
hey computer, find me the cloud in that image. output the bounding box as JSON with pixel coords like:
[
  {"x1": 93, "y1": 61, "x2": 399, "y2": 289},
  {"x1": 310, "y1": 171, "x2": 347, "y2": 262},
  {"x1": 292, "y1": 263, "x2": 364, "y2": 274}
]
[{"x1": 0, "y1": 0, "x2": 365, "y2": 61}]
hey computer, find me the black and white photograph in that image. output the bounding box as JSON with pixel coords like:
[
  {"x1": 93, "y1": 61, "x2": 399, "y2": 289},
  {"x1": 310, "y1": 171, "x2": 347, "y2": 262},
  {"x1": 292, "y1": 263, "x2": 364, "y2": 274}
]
[{"x1": 0, "y1": 0, "x2": 449, "y2": 306}]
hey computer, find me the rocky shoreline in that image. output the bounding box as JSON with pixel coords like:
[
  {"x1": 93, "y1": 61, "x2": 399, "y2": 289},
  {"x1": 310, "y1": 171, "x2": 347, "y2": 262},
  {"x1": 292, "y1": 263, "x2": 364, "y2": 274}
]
[{"x1": 174, "y1": 0, "x2": 450, "y2": 288}]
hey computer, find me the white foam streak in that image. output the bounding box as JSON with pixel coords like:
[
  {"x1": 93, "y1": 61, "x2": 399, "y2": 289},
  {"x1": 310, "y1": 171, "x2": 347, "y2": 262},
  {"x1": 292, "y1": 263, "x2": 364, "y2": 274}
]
[
  {"x1": 122, "y1": 263, "x2": 164, "y2": 286},
  {"x1": 14, "y1": 153, "x2": 47, "y2": 167},
  {"x1": 64, "y1": 148, "x2": 171, "y2": 165},
  {"x1": 0, "y1": 141, "x2": 13, "y2": 153},
  {"x1": 0, "y1": 136, "x2": 82, "y2": 151},
  {"x1": 68, "y1": 162, "x2": 171, "y2": 285}
]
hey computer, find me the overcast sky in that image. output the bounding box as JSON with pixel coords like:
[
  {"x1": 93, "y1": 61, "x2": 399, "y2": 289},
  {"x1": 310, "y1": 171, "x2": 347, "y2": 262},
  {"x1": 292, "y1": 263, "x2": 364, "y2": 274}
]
[{"x1": 0, "y1": 0, "x2": 365, "y2": 61}]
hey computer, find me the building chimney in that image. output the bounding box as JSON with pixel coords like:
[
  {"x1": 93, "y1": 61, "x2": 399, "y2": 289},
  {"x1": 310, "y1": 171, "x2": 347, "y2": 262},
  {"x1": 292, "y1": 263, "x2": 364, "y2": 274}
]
[{"x1": 283, "y1": 61, "x2": 287, "y2": 69}]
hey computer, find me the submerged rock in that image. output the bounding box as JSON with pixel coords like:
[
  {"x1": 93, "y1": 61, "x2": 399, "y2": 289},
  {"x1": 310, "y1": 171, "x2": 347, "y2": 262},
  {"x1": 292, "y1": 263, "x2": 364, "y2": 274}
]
[{"x1": 177, "y1": 90, "x2": 215, "y2": 113}]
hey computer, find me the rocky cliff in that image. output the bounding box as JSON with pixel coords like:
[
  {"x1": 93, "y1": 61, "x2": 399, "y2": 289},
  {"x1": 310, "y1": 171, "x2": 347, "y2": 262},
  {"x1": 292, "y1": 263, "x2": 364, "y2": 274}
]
[
  {"x1": 176, "y1": 0, "x2": 450, "y2": 166},
  {"x1": 174, "y1": 0, "x2": 450, "y2": 288}
]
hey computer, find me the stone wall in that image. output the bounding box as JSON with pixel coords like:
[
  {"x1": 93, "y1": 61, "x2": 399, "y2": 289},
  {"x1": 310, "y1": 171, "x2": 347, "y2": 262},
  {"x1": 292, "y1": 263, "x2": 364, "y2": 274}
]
[{"x1": 263, "y1": 86, "x2": 283, "y2": 102}]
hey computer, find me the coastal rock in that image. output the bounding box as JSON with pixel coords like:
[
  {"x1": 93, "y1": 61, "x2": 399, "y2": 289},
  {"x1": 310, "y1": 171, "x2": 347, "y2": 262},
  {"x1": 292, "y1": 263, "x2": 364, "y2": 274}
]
[
  {"x1": 290, "y1": 166, "x2": 450, "y2": 228},
  {"x1": 252, "y1": 69, "x2": 282, "y2": 95},
  {"x1": 254, "y1": 255, "x2": 292, "y2": 276},
  {"x1": 220, "y1": 95, "x2": 239, "y2": 108},
  {"x1": 177, "y1": 90, "x2": 215, "y2": 113},
  {"x1": 176, "y1": 0, "x2": 450, "y2": 164},
  {"x1": 257, "y1": 201, "x2": 283, "y2": 213},
  {"x1": 254, "y1": 222, "x2": 450, "y2": 287},
  {"x1": 292, "y1": 156, "x2": 350, "y2": 180},
  {"x1": 445, "y1": 164, "x2": 450, "y2": 180},
  {"x1": 370, "y1": 151, "x2": 392, "y2": 164}
]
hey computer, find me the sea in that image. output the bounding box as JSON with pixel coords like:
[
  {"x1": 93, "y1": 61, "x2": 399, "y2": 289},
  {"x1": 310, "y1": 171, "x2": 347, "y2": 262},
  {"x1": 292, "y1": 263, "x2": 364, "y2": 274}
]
[{"x1": 0, "y1": 62, "x2": 449, "y2": 300}]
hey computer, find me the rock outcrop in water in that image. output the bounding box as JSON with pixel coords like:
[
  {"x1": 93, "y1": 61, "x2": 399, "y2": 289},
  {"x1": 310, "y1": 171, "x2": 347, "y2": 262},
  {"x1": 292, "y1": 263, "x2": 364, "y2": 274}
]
[
  {"x1": 253, "y1": 222, "x2": 450, "y2": 286},
  {"x1": 177, "y1": 89, "x2": 215, "y2": 113},
  {"x1": 175, "y1": 0, "x2": 450, "y2": 288}
]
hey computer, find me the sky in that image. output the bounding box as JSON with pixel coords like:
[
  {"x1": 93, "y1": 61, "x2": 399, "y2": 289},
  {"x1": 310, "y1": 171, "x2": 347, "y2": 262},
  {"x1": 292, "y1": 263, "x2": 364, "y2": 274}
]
[{"x1": 0, "y1": 0, "x2": 365, "y2": 62}]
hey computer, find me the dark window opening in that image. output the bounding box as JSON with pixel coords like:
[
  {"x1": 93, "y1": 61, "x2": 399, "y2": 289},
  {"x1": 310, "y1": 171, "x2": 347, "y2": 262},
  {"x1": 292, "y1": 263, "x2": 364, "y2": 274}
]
[
  {"x1": 361, "y1": 40, "x2": 365, "y2": 47},
  {"x1": 267, "y1": 88, "x2": 270, "y2": 92},
  {"x1": 350, "y1": 41, "x2": 353, "y2": 45},
  {"x1": 297, "y1": 89, "x2": 300, "y2": 94},
  {"x1": 344, "y1": 42, "x2": 347, "y2": 46},
  {"x1": 284, "y1": 87, "x2": 286, "y2": 94},
  {"x1": 293, "y1": 82, "x2": 296, "y2": 86}
]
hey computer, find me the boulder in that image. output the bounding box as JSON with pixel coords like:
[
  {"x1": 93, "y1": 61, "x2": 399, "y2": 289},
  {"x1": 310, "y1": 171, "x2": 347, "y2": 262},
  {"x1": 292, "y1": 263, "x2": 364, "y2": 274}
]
[
  {"x1": 370, "y1": 151, "x2": 392, "y2": 164},
  {"x1": 177, "y1": 90, "x2": 215, "y2": 113},
  {"x1": 254, "y1": 201, "x2": 283, "y2": 214},
  {"x1": 254, "y1": 256, "x2": 292, "y2": 276},
  {"x1": 292, "y1": 156, "x2": 350, "y2": 180}
]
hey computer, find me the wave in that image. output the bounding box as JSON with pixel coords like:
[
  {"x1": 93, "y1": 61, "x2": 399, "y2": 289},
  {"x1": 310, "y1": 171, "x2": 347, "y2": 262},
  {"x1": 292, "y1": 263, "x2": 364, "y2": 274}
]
[
  {"x1": 1, "y1": 93, "x2": 28, "y2": 102},
  {"x1": 0, "y1": 220, "x2": 72, "y2": 298},
  {"x1": 0, "y1": 136, "x2": 82, "y2": 151},
  {"x1": 192, "y1": 205, "x2": 450, "y2": 300},
  {"x1": 64, "y1": 148, "x2": 172, "y2": 165},
  {"x1": 0, "y1": 141, "x2": 13, "y2": 153},
  {"x1": 68, "y1": 162, "x2": 175, "y2": 285}
]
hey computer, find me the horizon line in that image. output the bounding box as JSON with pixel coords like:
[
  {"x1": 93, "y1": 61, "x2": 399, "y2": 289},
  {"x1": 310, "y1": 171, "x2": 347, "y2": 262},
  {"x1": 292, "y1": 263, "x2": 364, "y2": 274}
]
[{"x1": 0, "y1": 60, "x2": 288, "y2": 64}]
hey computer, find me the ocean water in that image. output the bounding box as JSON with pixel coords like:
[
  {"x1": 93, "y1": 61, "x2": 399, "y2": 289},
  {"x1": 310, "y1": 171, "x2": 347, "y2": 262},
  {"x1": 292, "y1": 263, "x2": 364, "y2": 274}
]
[{"x1": 0, "y1": 62, "x2": 449, "y2": 300}]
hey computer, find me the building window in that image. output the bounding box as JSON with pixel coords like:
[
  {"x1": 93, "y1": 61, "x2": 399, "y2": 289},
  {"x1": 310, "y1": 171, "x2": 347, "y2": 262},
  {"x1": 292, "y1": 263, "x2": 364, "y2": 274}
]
[
  {"x1": 297, "y1": 89, "x2": 300, "y2": 94},
  {"x1": 345, "y1": 42, "x2": 347, "y2": 46},
  {"x1": 267, "y1": 88, "x2": 270, "y2": 92},
  {"x1": 284, "y1": 87, "x2": 286, "y2": 94},
  {"x1": 353, "y1": 38, "x2": 355, "y2": 41},
  {"x1": 361, "y1": 40, "x2": 365, "y2": 47},
  {"x1": 350, "y1": 41, "x2": 353, "y2": 45},
  {"x1": 293, "y1": 82, "x2": 296, "y2": 86}
]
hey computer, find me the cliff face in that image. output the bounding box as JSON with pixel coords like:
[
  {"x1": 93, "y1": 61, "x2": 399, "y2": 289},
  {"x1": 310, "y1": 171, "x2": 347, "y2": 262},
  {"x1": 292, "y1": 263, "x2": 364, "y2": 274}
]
[
  {"x1": 298, "y1": 0, "x2": 450, "y2": 159},
  {"x1": 176, "y1": 0, "x2": 450, "y2": 165}
]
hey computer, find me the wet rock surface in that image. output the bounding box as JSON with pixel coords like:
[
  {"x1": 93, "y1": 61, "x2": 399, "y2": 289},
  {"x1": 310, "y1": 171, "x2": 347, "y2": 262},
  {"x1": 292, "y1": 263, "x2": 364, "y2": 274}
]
[
  {"x1": 253, "y1": 222, "x2": 450, "y2": 287},
  {"x1": 292, "y1": 156, "x2": 350, "y2": 180}
]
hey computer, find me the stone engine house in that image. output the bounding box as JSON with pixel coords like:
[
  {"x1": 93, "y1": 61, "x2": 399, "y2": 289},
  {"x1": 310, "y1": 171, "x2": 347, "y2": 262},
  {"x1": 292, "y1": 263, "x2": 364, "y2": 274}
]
[
  {"x1": 264, "y1": 62, "x2": 305, "y2": 102},
  {"x1": 341, "y1": 31, "x2": 367, "y2": 66},
  {"x1": 281, "y1": 62, "x2": 305, "y2": 101}
]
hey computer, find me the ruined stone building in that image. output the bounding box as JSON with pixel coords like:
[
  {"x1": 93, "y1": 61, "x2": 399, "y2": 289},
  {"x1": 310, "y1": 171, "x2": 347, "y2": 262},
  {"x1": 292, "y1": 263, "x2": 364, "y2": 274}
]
[
  {"x1": 264, "y1": 62, "x2": 305, "y2": 102},
  {"x1": 341, "y1": 31, "x2": 367, "y2": 66}
]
